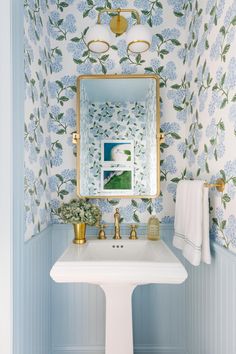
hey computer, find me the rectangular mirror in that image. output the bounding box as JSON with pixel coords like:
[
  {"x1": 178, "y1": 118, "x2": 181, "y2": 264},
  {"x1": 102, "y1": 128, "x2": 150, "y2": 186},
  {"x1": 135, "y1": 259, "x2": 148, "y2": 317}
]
[{"x1": 76, "y1": 74, "x2": 161, "y2": 198}]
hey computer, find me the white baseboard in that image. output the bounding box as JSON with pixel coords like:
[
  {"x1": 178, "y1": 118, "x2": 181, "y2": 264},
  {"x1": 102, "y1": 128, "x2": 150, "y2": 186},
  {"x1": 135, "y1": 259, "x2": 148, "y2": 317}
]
[{"x1": 52, "y1": 346, "x2": 187, "y2": 354}]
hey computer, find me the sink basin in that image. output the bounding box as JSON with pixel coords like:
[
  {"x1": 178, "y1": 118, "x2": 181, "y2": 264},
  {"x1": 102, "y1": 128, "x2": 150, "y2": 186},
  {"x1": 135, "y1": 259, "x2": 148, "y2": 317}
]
[
  {"x1": 50, "y1": 239, "x2": 187, "y2": 354},
  {"x1": 50, "y1": 239, "x2": 187, "y2": 285}
]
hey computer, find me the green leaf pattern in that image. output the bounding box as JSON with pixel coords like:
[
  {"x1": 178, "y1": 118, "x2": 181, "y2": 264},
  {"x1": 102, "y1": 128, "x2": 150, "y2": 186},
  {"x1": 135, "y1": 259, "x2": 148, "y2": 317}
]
[{"x1": 24, "y1": 0, "x2": 236, "y2": 252}]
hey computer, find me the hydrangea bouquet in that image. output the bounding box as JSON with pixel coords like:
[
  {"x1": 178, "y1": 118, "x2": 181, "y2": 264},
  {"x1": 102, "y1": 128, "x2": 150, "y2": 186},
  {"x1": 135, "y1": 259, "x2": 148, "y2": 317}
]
[{"x1": 56, "y1": 199, "x2": 101, "y2": 226}]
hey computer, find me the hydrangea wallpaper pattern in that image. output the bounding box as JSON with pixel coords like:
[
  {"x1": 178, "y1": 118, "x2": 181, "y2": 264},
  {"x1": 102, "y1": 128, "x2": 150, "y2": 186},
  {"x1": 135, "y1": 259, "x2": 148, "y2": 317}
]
[
  {"x1": 80, "y1": 79, "x2": 157, "y2": 196},
  {"x1": 80, "y1": 100, "x2": 150, "y2": 196},
  {"x1": 182, "y1": 0, "x2": 236, "y2": 252},
  {"x1": 24, "y1": 0, "x2": 236, "y2": 254}
]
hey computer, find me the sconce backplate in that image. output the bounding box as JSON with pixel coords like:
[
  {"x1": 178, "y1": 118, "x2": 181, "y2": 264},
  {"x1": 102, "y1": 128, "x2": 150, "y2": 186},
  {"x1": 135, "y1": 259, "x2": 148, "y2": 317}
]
[{"x1": 110, "y1": 15, "x2": 128, "y2": 35}]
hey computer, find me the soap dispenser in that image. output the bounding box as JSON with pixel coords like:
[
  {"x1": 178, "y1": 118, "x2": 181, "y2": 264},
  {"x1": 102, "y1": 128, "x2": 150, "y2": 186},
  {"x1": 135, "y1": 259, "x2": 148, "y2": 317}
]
[{"x1": 147, "y1": 215, "x2": 160, "y2": 240}]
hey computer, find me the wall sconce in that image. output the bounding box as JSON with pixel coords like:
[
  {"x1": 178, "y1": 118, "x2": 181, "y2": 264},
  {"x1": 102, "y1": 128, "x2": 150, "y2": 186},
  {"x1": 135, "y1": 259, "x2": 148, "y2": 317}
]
[{"x1": 86, "y1": 8, "x2": 152, "y2": 54}]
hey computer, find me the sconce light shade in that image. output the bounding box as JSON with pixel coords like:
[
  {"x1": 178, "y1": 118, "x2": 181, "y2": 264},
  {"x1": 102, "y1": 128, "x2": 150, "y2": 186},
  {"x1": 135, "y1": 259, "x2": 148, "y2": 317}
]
[
  {"x1": 127, "y1": 24, "x2": 152, "y2": 53},
  {"x1": 86, "y1": 24, "x2": 111, "y2": 53}
]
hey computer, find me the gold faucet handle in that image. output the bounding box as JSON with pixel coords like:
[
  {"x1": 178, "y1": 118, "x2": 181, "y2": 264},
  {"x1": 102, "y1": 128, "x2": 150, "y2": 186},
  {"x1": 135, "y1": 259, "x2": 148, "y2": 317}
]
[
  {"x1": 98, "y1": 224, "x2": 107, "y2": 240},
  {"x1": 129, "y1": 224, "x2": 138, "y2": 240}
]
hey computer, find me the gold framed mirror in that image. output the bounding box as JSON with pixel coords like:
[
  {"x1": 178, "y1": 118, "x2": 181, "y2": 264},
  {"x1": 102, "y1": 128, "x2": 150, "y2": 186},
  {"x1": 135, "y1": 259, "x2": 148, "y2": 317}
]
[{"x1": 74, "y1": 74, "x2": 162, "y2": 198}]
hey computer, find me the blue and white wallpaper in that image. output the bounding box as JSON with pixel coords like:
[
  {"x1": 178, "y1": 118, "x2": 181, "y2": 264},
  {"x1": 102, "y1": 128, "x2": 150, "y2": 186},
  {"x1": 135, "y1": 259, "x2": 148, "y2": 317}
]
[
  {"x1": 182, "y1": 0, "x2": 236, "y2": 253},
  {"x1": 24, "y1": 0, "x2": 236, "y2": 254},
  {"x1": 80, "y1": 100, "x2": 150, "y2": 196}
]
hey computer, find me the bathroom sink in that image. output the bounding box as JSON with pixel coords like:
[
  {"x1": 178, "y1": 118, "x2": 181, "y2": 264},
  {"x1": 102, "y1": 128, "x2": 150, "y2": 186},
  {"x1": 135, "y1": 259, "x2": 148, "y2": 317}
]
[
  {"x1": 50, "y1": 239, "x2": 187, "y2": 285},
  {"x1": 50, "y1": 239, "x2": 187, "y2": 354}
]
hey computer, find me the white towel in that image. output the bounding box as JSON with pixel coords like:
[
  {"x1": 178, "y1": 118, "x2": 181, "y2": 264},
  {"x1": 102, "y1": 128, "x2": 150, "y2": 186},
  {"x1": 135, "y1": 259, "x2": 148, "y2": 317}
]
[{"x1": 173, "y1": 180, "x2": 211, "y2": 266}]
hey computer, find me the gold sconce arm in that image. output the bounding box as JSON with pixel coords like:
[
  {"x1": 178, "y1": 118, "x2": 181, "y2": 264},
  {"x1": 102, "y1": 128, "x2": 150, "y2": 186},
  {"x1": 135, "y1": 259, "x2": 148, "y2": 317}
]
[{"x1": 97, "y1": 8, "x2": 141, "y2": 25}]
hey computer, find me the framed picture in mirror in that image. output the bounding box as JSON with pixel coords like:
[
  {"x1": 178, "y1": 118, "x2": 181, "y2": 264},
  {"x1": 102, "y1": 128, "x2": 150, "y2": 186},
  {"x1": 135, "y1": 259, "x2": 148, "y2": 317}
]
[
  {"x1": 101, "y1": 167, "x2": 134, "y2": 195},
  {"x1": 101, "y1": 140, "x2": 134, "y2": 165}
]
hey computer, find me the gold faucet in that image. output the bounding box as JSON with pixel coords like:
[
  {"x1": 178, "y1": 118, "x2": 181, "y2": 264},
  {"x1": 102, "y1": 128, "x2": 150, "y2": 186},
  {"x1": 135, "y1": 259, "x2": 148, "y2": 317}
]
[{"x1": 113, "y1": 208, "x2": 122, "y2": 239}]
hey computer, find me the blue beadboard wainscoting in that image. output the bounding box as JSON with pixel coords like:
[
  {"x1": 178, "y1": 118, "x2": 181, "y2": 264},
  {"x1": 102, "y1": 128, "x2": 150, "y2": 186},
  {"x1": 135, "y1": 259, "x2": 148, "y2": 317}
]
[
  {"x1": 185, "y1": 243, "x2": 236, "y2": 354},
  {"x1": 13, "y1": 223, "x2": 236, "y2": 354},
  {"x1": 14, "y1": 227, "x2": 52, "y2": 354},
  {"x1": 51, "y1": 224, "x2": 186, "y2": 354},
  {"x1": 50, "y1": 224, "x2": 236, "y2": 354},
  {"x1": 12, "y1": 0, "x2": 236, "y2": 351}
]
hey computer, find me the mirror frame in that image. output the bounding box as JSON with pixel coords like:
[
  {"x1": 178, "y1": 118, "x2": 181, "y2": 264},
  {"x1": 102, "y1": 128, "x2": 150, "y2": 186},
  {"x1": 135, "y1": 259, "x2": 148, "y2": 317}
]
[{"x1": 76, "y1": 74, "x2": 161, "y2": 199}]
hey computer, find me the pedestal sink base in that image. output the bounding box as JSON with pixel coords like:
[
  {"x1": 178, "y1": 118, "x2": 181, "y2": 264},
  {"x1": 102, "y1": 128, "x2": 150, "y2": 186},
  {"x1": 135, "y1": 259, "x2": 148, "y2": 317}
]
[
  {"x1": 100, "y1": 284, "x2": 136, "y2": 354},
  {"x1": 50, "y1": 240, "x2": 188, "y2": 354}
]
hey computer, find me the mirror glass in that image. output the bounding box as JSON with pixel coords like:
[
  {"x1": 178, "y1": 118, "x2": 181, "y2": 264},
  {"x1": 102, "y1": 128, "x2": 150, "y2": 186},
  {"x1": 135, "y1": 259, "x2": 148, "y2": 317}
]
[{"x1": 77, "y1": 75, "x2": 160, "y2": 198}]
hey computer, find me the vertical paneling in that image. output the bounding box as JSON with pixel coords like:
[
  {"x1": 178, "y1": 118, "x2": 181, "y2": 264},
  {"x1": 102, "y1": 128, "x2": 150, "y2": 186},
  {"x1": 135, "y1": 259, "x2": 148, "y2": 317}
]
[
  {"x1": 12, "y1": 0, "x2": 53, "y2": 352},
  {"x1": 0, "y1": 0, "x2": 12, "y2": 351},
  {"x1": 24, "y1": 229, "x2": 52, "y2": 354},
  {"x1": 185, "y1": 243, "x2": 236, "y2": 354},
  {"x1": 51, "y1": 224, "x2": 236, "y2": 354},
  {"x1": 132, "y1": 283, "x2": 186, "y2": 351},
  {"x1": 13, "y1": 222, "x2": 236, "y2": 354},
  {"x1": 51, "y1": 224, "x2": 186, "y2": 354},
  {"x1": 51, "y1": 225, "x2": 106, "y2": 354},
  {"x1": 14, "y1": 227, "x2": 52, "y2": 354}
]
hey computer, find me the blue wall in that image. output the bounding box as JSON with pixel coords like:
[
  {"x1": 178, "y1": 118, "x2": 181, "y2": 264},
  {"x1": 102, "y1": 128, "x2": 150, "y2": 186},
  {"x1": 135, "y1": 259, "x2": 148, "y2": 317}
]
[
  {"x1": 185, "y1": 243, "x2": 236, "y2": 354},
  {"x1": 13, "y1": 221, "x2": 236, "y2": 354},
  {"x1": 50, "y1": 224, "x2": 236, "y2": 354},
  {"x1": 14, "y1": 1, "x2": 236, "y2": 353},
  {"x1": 14, "y1": 229, "x2": 52, "y2": 354},
  {"x1": 51, "y1": 224, "x2": 186, "y2": 354},
  {"x1": 12, "y1": 1, "x2": 52, "y2": 353}
]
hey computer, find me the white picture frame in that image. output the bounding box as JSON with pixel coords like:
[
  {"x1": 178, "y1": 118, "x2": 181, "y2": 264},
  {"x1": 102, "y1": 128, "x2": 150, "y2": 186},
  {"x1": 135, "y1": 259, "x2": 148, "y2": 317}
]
[
  {"x1": 101, "y1": 140, "x2": 134, "y2": 166},
  {"x1": 101, "y1": 167, "x2": 134, "y2": 195}
]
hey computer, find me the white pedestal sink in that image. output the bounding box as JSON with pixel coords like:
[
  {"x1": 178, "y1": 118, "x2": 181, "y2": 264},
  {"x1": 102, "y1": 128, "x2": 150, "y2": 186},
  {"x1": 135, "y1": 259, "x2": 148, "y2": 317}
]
[{"x1": 50, "y1": 239, "x2": 187, "y2": 354}]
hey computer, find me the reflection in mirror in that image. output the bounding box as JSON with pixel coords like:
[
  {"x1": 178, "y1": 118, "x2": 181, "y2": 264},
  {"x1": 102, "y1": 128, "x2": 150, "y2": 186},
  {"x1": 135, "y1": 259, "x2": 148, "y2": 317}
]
[{"x1": 77, "y1": 75, "x2": 160, "y2": 198}]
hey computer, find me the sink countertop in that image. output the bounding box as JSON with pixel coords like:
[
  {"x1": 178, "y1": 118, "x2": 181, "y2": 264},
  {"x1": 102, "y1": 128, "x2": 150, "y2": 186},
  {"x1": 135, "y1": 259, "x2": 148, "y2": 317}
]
[{"x1": 50, "y1": 239, "x2": 188, "y2": 285}]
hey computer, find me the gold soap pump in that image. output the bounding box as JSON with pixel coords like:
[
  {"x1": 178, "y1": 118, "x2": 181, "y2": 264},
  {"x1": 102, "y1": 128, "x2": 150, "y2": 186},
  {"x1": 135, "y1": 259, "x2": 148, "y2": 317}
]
[{"x1": 147, "y1": 214, "x2": 160, "y2": 240}]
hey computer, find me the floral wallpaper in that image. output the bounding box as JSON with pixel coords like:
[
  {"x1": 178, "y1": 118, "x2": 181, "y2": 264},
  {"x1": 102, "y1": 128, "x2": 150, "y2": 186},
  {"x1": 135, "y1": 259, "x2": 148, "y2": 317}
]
[
  {"x1": 80, "y1": 80, "x2": 156, "y2": 196},
  {"x1": 181, "y1": 0, "x2": 236, "y2": 253},
  {"x1": 80, "y1": 100, "x2": 149, "y2": 196},
  {"x1": 24, "y1": 0, "x2": 236, "y2": 254},
  {"x1": 24, "y1": 0, "x2": 52, "y2": 238}
]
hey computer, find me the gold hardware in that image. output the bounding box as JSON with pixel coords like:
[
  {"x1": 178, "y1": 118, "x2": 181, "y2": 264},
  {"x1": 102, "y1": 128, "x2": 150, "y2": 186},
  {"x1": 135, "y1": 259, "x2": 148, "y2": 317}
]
[
  {"x1": 76, "y1": 74, "x2": 161, "y2": 199},
  {"x1": 97, "y1": 8, "x2": 141, "y2": 36},
  {"x1": 129, "y1": 224, "x2": 138, "y2": 240},
  {"x1": 127, "y1": 40, "x2": 150, "y2": 53},
  {"x1": 110, "y1": 14, "x2": 128, "y2": 35},
  {"x1": 73, "y1": 223, "x2": 86, "y2": 244},
  {"x1": 72, "y1": 132, "x2": 80, "y2": 144},
  {"x1": 97, "y1": 8, "x2": 141, "y2": 25},
  {"x1": 147, "y1": 216, "x2": 160, "y2": 241},
  {"x1": 98, "y1": 224, "x2": 107, "y2": 240},
  {"x1": 113, "y1": 208, "x2": 122, "y2": 240},
  {"x1": 204, "y1": 178, "x2": 225, "y2": 192},
  {"x1": 157, "y1": 133, "x2": 165, "y2": 144},
  {"x1": 87, "y1": 40, "x2": 110, "y2": 53}
]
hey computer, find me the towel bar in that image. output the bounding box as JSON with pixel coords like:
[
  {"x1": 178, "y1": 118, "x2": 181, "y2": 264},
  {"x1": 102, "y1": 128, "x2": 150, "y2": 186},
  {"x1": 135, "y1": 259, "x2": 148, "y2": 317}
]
[{"x1": 204, "y1": 178, "x2": 225, "y2": 192}]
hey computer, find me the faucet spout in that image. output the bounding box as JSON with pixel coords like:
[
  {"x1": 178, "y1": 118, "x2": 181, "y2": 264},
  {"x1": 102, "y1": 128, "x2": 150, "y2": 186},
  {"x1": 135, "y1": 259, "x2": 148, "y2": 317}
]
[{"x1": 113, "y1": 208, "x2": 122, "y2": 240}]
